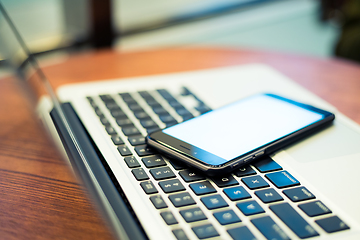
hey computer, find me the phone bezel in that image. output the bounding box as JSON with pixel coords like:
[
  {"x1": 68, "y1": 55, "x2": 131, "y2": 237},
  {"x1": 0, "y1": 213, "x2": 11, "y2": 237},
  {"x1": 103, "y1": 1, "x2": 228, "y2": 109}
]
[{"x1": 147, "y1": 94, "x2": 335, "y2": 175}]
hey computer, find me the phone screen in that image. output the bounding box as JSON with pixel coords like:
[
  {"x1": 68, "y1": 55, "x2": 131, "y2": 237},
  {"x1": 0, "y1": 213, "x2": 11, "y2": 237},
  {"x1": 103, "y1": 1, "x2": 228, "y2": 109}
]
[{"x1": 161, "y1": 94, "x2": 327, "y2": 165}]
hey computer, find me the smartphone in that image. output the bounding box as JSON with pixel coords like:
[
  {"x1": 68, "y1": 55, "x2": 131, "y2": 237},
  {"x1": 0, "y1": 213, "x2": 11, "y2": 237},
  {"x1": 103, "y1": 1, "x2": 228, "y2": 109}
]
[{"x1": 146, "y1": 93, "x2": 335, "y2": 176}]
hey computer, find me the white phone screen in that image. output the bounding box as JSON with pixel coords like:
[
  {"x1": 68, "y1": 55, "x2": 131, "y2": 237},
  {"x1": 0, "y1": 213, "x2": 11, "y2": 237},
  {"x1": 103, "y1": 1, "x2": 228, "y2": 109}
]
[{"x1": 162, "y1": 94, "x2": 324, "y2": 165}]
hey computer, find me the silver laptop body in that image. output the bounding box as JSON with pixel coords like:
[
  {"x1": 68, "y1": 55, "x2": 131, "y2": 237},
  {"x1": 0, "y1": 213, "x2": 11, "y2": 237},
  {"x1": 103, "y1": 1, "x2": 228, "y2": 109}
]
[{"x1": 2, "y1": 3, "x2": 360, "y2": 240}]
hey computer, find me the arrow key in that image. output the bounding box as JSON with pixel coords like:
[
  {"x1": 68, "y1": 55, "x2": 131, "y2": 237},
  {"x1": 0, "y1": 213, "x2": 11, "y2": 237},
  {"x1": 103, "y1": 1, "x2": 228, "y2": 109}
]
[
  {"x1": 159, "y1": 179, "x2": 185, "y2": 193},
  {"x1": 142, "y1": 155, "x2": 166, "y2": 168}
]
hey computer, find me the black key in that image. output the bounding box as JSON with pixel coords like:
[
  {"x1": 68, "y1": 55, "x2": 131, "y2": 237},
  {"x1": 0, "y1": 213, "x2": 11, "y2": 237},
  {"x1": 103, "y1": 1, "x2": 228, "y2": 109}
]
[
  {"x1": 140, "y1": 119, "x2": 158, "y2": 129},
  {"x1": 140, "y1": 181, "x2": 158, "y2": 194},
  {"x1": 181, "y1": 115, "x2": 193, "y2": 121},
  {"x1": 160, "y1": 211, "x2": 178, "y2": 225},
  {"x1": 146, "y1": 100, "x2": 160, "y2": 107},
  {"x1": 172, "y1": 229, "x2": 189, "y2": 240},
  {"x1": 299, "y1": 200, "x2": 332, "y2": 217},
  {"x1": 283, "y1": 187, "x2": 315, "y2": 202},
  {"x1": 227, "y1": 226, "x2": 256, "y2": 240},
  {"x1": 169, "y1": 100, "x2": 183, "y2": 109},
  {"x1": 111, "y1": 135, "x2": 124, "y2": 145},
  {"x1": 180, "y1": 87, "x2": 192, "y2": 96},
  {"x1": 94, "y1": 107, "x2": 103, "y2": 116},
  {"x1": 117, "y1": 145, "x2": 132, "y2": 156},
  {"x1": 100, "y1": 116, "x2": 111, "y2": 126},
  {"x1": 135, "y1": 145, "x2": 156, "y2": 157},
  {"x1": 105, "y1": 101, "x2": 119, "y2": 110},
  {"x1": 165, "y1": 121, "x2": 178, "y2": 128},
  {"x1": 110, "y1": 109, "x2": 127, "y2": 119},
  {"x1": 116, "y1": 118, "x2": 133, "y2": 127},
  {"x1": 201, "y1": 194, "x2": 228, "y2": 210},
  {"x1": 157, "y1": 89, "x2": 175, "y2": 100},
  {"x1": 265, "y1": 170, "x2": 300, "y2": 189},
  {"x1": 159, "y1": 179, "x2": 185, "y2": 193},
  {"x1": 179, "y1": 169, "x2": 206, "y2": 182},
  {"x1": 100, "y1": 94, "x2": 114, "y2": 102},
  {"x1": 128, "y1": 135, "x2": 146, "y2": 146},
  {"x1": 105, "y1": 126, "x2": 117, "y2": 135},
  {"x1": 87, "y1": 96, "x2": 95, "y2": 104},
  {"x1": 119, "y1": 93, "x2": 136, "y2": 103},
  {"x1": 142, "y1": 155, "x2": 166, "y2": 168},
  {"x1": 122, "y1": 126, "x2": 141, "y2": 136},
  {"x1": 179, "y1": 207, "x2": 207, "y2": 222},
  {"x1": 237, "y1": 200, "x2": 265, "y2": 216},
  {"x1": 251, "y1": 216, "x2": 290, "y2": 240},
  {"x1": 168, "y1": 159, "x2": 186, "y2": 170},
  {"x1": 233, "y1": 165, "x2": 257, "y2": 177},
  {"x1": 255, "y1": 188, "x2": 283, "y2": 203},
  {"x1": 213, "y1": 210, "x2": 241, "y2": 225},
  {"x1": 159, "y1": 114, "x2": 176, "y2": 123},
  {"x1": 195, "y1": 105, "x2": 211, "y2": 114},
  {"x1": 169, "y1": 192, "x2": 196, "y2": 207},
  {"x1": 270, "y1": 202, "x2": 319, "y2": 239},
  {"x1": 87, "y1": 99, "x2": 97, "y2": 107},
  {"x1": 153, "y1": 106, "x2": 169, "y2": 115},
  {"x1": 146, "y1": 127, "x2": 161, "y2": 134},
  {"x1": 241, "y1": 175, "x2": 269, "y2": 190},
  {"x1": 175, "y1": 108, "x2": 193, "y2": 117},
  {"x1": 149, "y1": 167, "x2": 175, "y2": 180},
  {"x1": 189, "y1": 181, "x2": 216, "y2": 195},
  {"x1": 149, "y1": 195, "x2": 167, "y2": 209},
  {"x1": 124, "y1": 156, "x2": 140, "y2": 168},
  {"x1": 315, "y1": 216, "x2": 350, "y2": 233},
  {"x1": 253, "y1": 156, "x2": 282, "y2": 173},
  {"x1": 134, "y1": 111, "x2": 150, "y2": 119},
  {"x1": 127, "y1": 103, "x2": 143, "y2": 112},
  {"x1": 138, "y1": 90, "x2": 152, "y2": 99},
  {"x1": 223, "y1": 186, "x2": 251, "y2": 201},
  {"x1": 132, "y1": 168, "x2": 149, "y2": 181},
  {"x1": 192, "y1": 224, "x2": 219, "y2": 239},
  {"x1": 212, "y1": 175, "x2": 238, "y2": 188},
  {"x1": 142, "y1": 97, "x2": 157, "y2": 106}
]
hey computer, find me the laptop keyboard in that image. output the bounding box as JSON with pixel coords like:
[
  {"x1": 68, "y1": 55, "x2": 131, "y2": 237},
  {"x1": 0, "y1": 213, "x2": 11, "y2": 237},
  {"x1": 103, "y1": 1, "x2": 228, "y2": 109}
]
[{"x1": 87, "y1": 87, "x2": 350, "y2": 240}]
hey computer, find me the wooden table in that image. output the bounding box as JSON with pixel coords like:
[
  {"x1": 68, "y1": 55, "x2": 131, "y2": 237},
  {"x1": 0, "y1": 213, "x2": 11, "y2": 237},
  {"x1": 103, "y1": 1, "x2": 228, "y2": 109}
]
[{"x1": 1, "y1": 48, "x2": 359, "y2": 240}]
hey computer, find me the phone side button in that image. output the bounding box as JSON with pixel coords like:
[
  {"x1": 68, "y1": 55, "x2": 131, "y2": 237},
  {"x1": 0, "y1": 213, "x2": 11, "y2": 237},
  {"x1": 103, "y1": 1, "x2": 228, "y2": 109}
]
[{"x1": 254, "y1": 150, "x2": 265, "y2": 158}]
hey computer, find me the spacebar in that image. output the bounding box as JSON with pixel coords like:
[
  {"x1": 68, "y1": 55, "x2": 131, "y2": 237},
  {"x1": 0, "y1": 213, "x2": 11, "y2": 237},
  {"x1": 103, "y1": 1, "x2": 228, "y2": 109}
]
[{"x1": 270, "y1": 203, "x2": 319, "y2": 239}]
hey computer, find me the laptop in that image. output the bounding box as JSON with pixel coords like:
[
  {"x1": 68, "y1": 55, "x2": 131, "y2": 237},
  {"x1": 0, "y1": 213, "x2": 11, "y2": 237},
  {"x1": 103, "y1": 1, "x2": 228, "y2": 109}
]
[{"x1": 1, "y1": 3, "x2": 360, "y2": 240}]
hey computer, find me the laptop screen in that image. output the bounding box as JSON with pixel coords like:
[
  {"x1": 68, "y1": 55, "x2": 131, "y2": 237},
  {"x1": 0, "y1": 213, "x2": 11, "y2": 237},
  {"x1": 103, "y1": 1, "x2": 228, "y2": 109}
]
[{"x1": 0, "y1": 2, "x2": 60, "y2": 109}]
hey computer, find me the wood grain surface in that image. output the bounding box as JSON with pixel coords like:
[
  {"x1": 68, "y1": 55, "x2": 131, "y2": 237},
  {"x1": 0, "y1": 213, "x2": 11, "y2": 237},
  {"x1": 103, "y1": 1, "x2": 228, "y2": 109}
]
[{"x1": 0, "y1": 48, "x2": 359, "y2": 240}]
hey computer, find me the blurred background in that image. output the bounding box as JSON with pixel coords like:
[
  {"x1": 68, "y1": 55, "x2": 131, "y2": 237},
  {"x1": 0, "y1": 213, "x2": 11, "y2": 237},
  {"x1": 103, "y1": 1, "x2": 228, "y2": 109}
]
[{"x1": 0, "y1": 0, "x2": 357, "y2": 77}]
